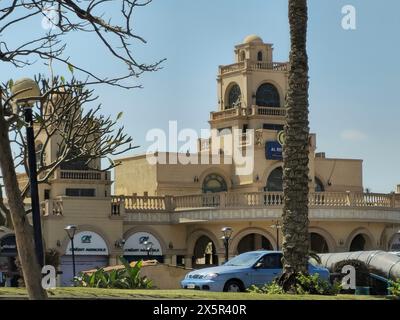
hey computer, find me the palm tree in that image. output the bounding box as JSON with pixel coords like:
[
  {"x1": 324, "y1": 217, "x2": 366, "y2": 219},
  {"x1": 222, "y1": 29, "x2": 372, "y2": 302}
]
[{"x1": 279, "y1": 0, "x2": 311, "y2": 292}]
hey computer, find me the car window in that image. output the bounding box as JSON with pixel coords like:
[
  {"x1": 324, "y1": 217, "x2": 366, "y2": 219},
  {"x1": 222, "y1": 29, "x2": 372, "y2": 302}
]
[{"x1": 259, "y1": 253, "x2": 283, "y2": 269}]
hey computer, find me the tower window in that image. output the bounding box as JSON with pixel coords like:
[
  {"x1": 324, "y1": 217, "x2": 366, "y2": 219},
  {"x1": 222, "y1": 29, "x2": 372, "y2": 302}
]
[
  {"x1": 256, "y1": 83, "x2": 280, "y2": 107},
  {"x1": 227, "y1": 84, "x2": 241, "y2": 109},
  {"x1": 240, "y1": 51, "x2": 245, "y2": 61},
  {"x1": 257, "y1": 51, "x2": 263, "y2": 61},
  {"x1": 265, "y1": 167, "x2": 283, "y2": 191},
  {"x1": 66, "y1": 188, "x2": 96, "y2": 197}
]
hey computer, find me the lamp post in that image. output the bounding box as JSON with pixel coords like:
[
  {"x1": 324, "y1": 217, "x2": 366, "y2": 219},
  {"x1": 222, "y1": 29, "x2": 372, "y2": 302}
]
[
  {"x1": 64, "y1": 225, "x2": 78, "y2": 280},
  {"x1": 221, "y1": 227, "x2": 233, "y2": 263},
  {"x1": 11, "y1": 78, "x2": 44, "y2": 267},
  {"x1": 143, "y1": 241, "x2": 153, "y2": 260},
  {"x1": 270, "y1": 220, "x2": 282, "y2": 251}
]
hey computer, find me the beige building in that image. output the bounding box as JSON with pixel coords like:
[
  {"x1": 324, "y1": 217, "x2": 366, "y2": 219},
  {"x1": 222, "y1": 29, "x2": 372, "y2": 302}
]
[{"x1": 3, "y1": 35, "x2": 400, "y2": 287}]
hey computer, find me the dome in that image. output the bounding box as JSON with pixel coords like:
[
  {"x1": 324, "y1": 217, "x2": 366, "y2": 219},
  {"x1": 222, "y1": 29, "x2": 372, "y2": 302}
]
[{"x1": 243, "y1": 34, "x2": 263, "y2": 44}]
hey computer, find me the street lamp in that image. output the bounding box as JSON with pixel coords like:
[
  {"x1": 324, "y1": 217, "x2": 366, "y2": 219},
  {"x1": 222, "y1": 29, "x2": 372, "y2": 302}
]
[
  {"x1": 221, "y1": 227, "x2": 233, "y2": 263},
  {"x1": 64, "y1": 225, "x2": 78, "y2": 280},
  {"x1": 143, "y1": 241, "x2": 153, "y2": 260},
  {"x1": 11, "y1": 78, "x2": 44, "y2": 267},
  {"x1": 270, "y1": 220, "x2": 282, "y2": 251}
]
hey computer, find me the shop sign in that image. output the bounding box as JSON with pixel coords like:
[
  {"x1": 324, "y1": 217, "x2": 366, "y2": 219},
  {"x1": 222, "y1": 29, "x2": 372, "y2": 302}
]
[
  {"x1": 66, "y1": 231, "x2": 109, "y2": 255},
  {"x1": 265, "y1": 141, "x2": 283, "y2": 160},
  {"x1": 123, "y1": 232, "x2": 163, "y2": 256}
]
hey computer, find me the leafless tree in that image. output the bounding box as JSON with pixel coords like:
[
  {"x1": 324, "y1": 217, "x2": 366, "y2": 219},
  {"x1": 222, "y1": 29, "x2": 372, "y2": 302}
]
[{"x1": 0, "y1": 1, "x2": 162, "y2": 299}]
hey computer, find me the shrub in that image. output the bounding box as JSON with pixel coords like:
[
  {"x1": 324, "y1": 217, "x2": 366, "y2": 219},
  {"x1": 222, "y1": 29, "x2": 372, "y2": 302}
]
[
  {"x1": 296, "y1": 273, "x2": 341, "y2": 295},
  {"x1": 388, "y1": 279, "x2": 400, "y2": 297},
  {"x1": 247, "y1": 280, "x2": 284, "y2": 295},
  {"x1": 74, "y1": 256, "x2": 153, "y2": 289},
  {"x1": 248, "y1": 274, "x2": 341, "y2": 296}
]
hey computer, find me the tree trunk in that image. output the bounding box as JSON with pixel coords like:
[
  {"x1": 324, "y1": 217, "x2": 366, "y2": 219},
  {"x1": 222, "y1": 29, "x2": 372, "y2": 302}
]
[
  {"x1": 0, "y1": 104, "x2": 47, "y2": 299},
  {"x1": 279, "y1": 0, "x2": 310, "y2": 292}
]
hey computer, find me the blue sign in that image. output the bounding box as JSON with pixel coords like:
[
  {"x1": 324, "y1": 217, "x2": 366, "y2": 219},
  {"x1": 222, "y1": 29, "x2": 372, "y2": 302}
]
[{"x1": 266, "y1": 141, "x2": 283, "y2": 160}]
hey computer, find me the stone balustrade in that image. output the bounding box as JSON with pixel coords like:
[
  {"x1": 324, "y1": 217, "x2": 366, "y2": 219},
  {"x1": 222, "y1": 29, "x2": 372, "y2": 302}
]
[
  {"x1": 210, "y1": 105, "x2": 286, "y2": 121},
  {"x1": 55, "y1": 169, "x2": 111, "y2": 181},
  {"x1": 219, "y1": 61, "x2": 289, "y2": 75},
  {"x1": 113, "y1": 191, "x2": 400, "y2": 214}
]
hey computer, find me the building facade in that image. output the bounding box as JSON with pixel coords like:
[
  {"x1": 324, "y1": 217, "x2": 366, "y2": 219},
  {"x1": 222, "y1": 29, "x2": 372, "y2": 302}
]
[{"x1": 3, "y1": 35, "x2": 400, "y2": 286}]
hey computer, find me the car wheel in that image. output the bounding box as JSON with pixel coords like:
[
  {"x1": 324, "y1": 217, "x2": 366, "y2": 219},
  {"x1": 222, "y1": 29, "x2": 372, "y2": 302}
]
[{"x1": 223, "y1": 280, "x2": 244, "y2": 292}]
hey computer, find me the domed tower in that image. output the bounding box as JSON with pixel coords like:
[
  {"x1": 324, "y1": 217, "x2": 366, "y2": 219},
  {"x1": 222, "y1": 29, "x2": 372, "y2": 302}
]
[{"x1": 210, "y1": 35, "x2": 289, "y2": 133}]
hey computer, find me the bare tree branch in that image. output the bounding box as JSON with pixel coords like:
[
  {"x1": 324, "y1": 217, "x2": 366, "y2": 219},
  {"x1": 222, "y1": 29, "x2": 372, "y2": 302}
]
[{"x1": 0, "y1": 0, "x2": 165, "y2": 88}]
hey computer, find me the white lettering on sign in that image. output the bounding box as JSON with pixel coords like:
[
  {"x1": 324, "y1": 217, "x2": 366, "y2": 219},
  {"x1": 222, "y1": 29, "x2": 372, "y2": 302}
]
[
  {"x1": 65, "y1": 231, "x2": 109, "y2": 256},
  {"x1": 123, "y1": 232, "x2": 163, "y2": 256}
]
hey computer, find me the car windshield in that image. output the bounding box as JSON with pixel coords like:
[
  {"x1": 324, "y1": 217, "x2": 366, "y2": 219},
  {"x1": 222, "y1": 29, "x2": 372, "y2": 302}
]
[{"x1": 224, "y1": 252, "x2": 265, "y2": 267}]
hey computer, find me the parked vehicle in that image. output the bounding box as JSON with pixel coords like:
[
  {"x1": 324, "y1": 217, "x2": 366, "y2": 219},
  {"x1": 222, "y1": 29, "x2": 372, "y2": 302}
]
[{"x1": 181, "y1": 250, "x2": 330, "y2": 292}]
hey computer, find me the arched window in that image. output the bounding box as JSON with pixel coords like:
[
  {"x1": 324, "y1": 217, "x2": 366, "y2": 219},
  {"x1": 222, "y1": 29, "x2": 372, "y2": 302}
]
[
  {"x1": 256, "y1": 83, "x2": 280, "y2": 107},
  {"x1": 226, "y1": 84, "x2": 241, "y2": 109},
  {"x1": 309, "y1": 233, "x2": 329, "y2": 253},
  {"x1": 315, "y1": 177, "x2": 325, "y2": 192},
  {"x1": 202, "y1": 174, "x2": 227, "y2": 193},
  {"x1": 240, "y1": 51, "x2": 245, "y2": 61},
  {"x1": 265, "y1": 167, "x2": 283, "y2": 191},
  {"x1": 257, "y1": 51, "x2": 263, "y2": 61}
]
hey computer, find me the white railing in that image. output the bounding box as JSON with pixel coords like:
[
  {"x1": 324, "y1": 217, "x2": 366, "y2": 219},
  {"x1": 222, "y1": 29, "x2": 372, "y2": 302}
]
[
  {"x1": 58, "y1": 170, "x2": 110, "y2": 181},
  {"x1": 248, "y1": 106, "x2": 286, "y2": 117},
  {"x1": 112, "y1": 191, "x2": 400, "y2": 214},
  {"x1": 219, "y1": 61, "x2": 289, "y2": 75},
  {"x1": 210, "y1": 105, "x2": 286, "y2": 121}
]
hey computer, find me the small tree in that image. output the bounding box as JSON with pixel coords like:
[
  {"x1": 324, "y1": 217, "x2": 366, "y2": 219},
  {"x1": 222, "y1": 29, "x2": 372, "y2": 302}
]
[{"x1": 0, "y1": 1, "x2": 163, "y2": 299}]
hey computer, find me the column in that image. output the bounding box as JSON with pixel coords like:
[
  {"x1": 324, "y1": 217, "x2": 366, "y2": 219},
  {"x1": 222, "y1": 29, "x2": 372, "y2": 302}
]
[{"x1": 184, "y1": 255, "x2": 192, "y2": 269}]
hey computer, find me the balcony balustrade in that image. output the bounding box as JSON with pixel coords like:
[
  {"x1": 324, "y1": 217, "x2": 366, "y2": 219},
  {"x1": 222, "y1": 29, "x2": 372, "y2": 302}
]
[
  {"x1": 111, "y1": 191, "x2": 400, "y2": 214},
  {"x1": 210, "y1": 105, "x2": 286, "y2": 121},
  {"x1": 219, "y1": 61, "x2": 289, "y2": 75},
  {"x1": 54, "y1": 169, "x2": 111, "y2": 181}
]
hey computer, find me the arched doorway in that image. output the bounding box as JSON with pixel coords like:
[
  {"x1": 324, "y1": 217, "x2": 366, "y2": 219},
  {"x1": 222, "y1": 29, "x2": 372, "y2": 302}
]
[
  {"x1": 309, "y1": 233, "x2": 329, "y2": 253},
  {"x1": 237, "y1": 234, "x2": 273, "y2": 254},
  {"x1": 192, "y1": 236, "x2": 218, "y2": 268},
  {"x1": 61, "y1": 230, "x2": 109, "y2": 286},
  {"x1": 350, "y1": 234, "x2": 370, "y2": 251}
]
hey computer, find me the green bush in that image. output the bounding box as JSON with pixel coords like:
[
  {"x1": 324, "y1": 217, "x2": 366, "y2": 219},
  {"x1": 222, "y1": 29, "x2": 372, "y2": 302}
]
[
  {"x1": 296, "y1": 273, "x2": 341, "y2": 295},
  {"x1": 248, "y1": 273, "x2": 341, "y2": 296},
  {"x1": 74, "y1": 256, "x2": 153, "y2": 289},
  {"x1": 247, "y1": 280, "x2": 284, "y2": 295},
  {"x1": 388, "y1": 279, "x2": 400, "y2": 297}
]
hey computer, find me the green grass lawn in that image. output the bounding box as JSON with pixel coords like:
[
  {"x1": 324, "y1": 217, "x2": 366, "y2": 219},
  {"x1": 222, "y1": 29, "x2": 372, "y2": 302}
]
[{"x1": 0, "y1": 287, "x2": 392, "y2": 300}]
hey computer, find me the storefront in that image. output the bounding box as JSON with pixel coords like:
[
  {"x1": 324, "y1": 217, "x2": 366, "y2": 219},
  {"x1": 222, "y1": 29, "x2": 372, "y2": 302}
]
[
  {"x1": 123, "y1": 232, "x2": 164, "y2": 263},
  {"x1": 61, "y1": 231, "x2": 109, "y2": 286},
  {"x1": 0, "y1": 233, "x2": 19, "y2": 287}
]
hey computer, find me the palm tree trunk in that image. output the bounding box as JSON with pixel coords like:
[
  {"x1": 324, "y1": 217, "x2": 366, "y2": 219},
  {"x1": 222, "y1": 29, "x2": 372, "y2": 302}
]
[
  {"x1": 279, "y1": 0, "x2": 310, "y2": 292},
  {"x1": 0, "y1": 97, "x2": 47, "y2": 299}
]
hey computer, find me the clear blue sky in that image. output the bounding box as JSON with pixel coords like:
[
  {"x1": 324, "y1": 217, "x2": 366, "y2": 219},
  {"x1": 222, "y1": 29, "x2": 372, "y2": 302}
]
[{"x1": 2, "y1": 0, "x2": 400, "y2": 193}]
